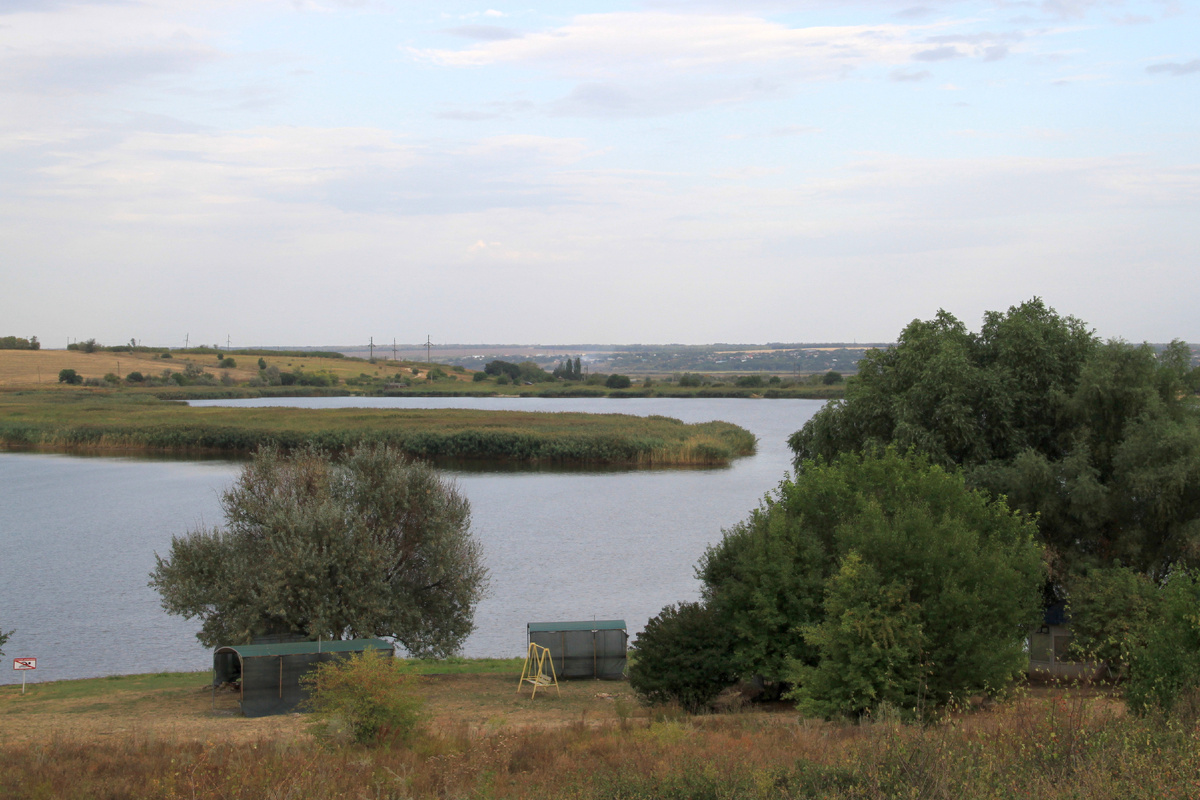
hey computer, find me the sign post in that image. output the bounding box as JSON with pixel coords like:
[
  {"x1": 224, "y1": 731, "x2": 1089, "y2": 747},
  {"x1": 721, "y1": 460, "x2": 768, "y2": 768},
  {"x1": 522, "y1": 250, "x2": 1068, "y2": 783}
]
[{"x1": 13, "y1": 657, "x2": 36, "y2": 694}]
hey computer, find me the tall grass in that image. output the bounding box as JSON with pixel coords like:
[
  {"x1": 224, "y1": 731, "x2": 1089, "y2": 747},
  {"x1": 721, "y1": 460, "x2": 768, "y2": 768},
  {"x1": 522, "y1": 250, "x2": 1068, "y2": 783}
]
[
  {"x1": 0, "y1": 392, "x2": 756, "y2": 466},
  {"x1": 4, "y1": 688, "x2": 1200, "y2": 799}
]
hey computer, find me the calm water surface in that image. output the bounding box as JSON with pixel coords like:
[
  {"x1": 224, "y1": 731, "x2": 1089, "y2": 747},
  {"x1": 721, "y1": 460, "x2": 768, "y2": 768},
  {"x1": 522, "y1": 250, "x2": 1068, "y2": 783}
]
[{"x1": 0, "y1": 398, "x2": 821, "y2": 684}]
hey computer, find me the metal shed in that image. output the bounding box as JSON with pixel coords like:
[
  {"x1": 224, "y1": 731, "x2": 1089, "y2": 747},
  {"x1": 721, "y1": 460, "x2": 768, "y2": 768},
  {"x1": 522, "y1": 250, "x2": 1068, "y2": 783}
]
[
  {"x1": 212, "y1": 638, "x2": 393, "y2": 717},
  {"x1": 527, "y1": 620, "x2": 627, "y2": 680}
]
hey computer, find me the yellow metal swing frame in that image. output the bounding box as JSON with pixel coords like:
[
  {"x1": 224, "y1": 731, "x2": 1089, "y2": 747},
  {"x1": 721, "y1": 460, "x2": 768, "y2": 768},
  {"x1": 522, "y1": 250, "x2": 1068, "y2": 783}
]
[{"x1": 517, "y1": 642, "x2": 560, "y2": 698}]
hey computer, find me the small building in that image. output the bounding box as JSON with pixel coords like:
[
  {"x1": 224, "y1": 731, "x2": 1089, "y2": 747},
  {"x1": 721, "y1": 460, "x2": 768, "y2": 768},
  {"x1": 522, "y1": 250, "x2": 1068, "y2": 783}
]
[
  {"x1": 212, "y1": 638, "x2": 393, "y2": 717},
  {"x1": 1028, "y1": 605, "x2": 1106, "y2": 681},
  {"x1": 527, "y1": 620, "x2": 627, "y2": 680}
]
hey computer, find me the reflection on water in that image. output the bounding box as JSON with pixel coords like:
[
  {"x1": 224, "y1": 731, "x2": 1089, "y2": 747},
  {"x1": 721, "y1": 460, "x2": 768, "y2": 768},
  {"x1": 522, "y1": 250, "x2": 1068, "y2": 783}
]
[{"x1": 0, "y1": 398, "x2": 822, "y2": 684}]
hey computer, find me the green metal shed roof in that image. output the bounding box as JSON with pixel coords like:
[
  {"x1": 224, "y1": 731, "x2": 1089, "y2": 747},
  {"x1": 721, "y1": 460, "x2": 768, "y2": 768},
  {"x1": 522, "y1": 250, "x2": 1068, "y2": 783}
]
[
  {"x1": 527, "y1": 620, "x2": 626, "y2": 633},
  {"x1": 214, "y1": 638, "x2": 393, "y2": 658}
]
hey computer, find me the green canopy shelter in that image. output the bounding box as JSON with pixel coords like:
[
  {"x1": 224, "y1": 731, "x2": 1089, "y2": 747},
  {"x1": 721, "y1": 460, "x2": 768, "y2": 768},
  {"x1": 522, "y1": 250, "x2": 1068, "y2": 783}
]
[
  {"x1": 212, "y1": 638, "x2": 393, "y2": 717},
  {"x1": 527, "y1": 620, "x2": 627, "y2": 680}
]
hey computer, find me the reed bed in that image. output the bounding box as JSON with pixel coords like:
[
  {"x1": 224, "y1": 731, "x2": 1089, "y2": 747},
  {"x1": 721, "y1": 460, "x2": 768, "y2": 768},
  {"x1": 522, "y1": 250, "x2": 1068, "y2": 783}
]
[{"x1": 0, "y1": 392, "x2": 756, "y2": 466}]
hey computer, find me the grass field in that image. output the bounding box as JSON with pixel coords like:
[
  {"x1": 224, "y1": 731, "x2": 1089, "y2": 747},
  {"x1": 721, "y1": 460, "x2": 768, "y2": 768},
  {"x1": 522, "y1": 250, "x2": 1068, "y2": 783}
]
[
  {"x1": 3, "y1": 663, "x2": 1198, "y2": 799},
  {"x1": 0, "y1": 391, "x2": 757, "y2": 465}
]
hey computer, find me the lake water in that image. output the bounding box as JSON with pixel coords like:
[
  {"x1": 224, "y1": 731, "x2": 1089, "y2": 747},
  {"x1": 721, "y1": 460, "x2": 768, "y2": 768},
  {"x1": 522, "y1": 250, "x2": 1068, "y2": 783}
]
[{"x1": 0, "y1": 397, "x2": 822, "y2": 684}]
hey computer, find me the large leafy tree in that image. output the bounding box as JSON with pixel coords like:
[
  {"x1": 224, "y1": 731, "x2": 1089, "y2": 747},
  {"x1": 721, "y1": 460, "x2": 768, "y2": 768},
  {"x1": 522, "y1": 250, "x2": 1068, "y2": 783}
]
[
  {"x1": 790, "y1": 299, "x2": 1200, "y2": 580},
  {"x1": 698, "y1": 448, "x2": 1044, "y2": 716},
  {"x1": 150, "y1": 444, "x2": 488, "y2": 657}
]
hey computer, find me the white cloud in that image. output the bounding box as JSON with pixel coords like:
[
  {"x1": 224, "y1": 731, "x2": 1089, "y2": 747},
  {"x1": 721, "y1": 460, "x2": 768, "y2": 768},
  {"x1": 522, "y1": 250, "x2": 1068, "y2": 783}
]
[{"x1": 410, "y1": 13, "x2": 939, "y2": 77}]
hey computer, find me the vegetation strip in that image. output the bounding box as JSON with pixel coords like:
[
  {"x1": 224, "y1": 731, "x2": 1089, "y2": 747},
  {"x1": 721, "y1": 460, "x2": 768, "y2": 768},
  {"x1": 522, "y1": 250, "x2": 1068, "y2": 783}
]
[{"x1": 0, "y1": 392, "x2": 756, "y2": 465}]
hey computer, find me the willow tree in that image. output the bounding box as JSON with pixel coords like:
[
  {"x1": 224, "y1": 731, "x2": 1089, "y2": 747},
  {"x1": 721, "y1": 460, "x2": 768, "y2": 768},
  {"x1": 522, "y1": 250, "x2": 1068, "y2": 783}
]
[{"x1": 150, "y1": 444, "x2": 488, "y2": 657}]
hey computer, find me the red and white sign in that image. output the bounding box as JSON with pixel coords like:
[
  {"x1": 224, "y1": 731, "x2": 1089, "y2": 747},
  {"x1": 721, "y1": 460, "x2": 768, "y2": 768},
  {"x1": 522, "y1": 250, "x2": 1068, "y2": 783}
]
[{"x1": 12, "y1": 658, "x2": 36, "y2": 670}]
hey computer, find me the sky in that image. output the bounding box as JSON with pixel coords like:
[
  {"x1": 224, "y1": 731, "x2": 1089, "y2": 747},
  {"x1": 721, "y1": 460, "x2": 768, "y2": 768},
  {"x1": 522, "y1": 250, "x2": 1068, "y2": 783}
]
[{"x1": 1, "y1": 0, "x2": 1197, "y2": 348}]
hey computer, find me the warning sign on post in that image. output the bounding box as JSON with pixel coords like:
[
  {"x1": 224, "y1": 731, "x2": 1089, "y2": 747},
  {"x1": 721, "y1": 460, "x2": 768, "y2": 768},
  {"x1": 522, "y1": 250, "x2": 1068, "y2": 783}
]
[{"x1": 13, "y1": 658, "x2": 36, "y2": 670}]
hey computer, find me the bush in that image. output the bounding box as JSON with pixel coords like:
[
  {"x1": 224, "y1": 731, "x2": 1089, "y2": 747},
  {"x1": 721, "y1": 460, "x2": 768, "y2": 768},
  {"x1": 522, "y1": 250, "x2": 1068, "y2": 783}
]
[
  {"x1": 1067, "y1": 567, "x2": 1160, "y2": 673},
  {"x1": 0, "y1": 626, "x2": 11, "y2": 657},
  {"x1": 58, "y1": 368, "x2": 82, "y2": 385},
  {"x1": 700, "y1": 448, "x2": 1044, "y2": 718},
  {"x1": 126, "y1": 371, "x2": 145, "y2": 383},
  {"x1": 472, "y1": 371, "x2": 488, "y2": 382},
  {"x1": 1125, "y1": 570, "x2": 1200, "y2": 717},
  {"x1": 301, "y1": 649, "x2": 423, "y2": 747},
  {"x1": 628, "y1": 602, "x2": 738, "y2": 713},
  {"x1": 822, "y1": 371, "x2": 842, "y2": 385},
  {"x1": 606, "y1": 374, "x2": 632, "y2": 389},
  {"x1": 735, "y1": 375, "x2": 765, "y2": 388},
  {"x1": 219, "y1": 357, "x2": 237, "y2": 368}
]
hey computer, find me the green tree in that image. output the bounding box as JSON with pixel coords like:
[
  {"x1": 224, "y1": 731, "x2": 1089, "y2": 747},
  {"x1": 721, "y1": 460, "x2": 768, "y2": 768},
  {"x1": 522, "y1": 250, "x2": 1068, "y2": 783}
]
[
  {"x1": 1125, "y1": 570, "x2": 1200, "y2": 717},
  {"x1": 573, "y1": 356, "x2": 582, "y2": 381},
  {"x1": 606, "y1": 373, "x2": 632, "y2": 389},
  {"x1": 821, "y1": 371, "x2": 842, "y2": 385},
  {"x1": 58, "y1": 368, "x2": 82, "y2": 385},
  {"x1": 699, "y1": 448, "x2": 1043, "y2": 715},
  {"x1": 149, "y1": 444, "x2": 488, "y2": 657},
  {"x1": 789, "y1": 299, "x2": 1200, "y2": 580},
  {"x1": 628, "y1": 602, "x2": 738, "y2": 713},
  {"x1": 0, "y1": 626, "x2": 11, "y2": 658}
]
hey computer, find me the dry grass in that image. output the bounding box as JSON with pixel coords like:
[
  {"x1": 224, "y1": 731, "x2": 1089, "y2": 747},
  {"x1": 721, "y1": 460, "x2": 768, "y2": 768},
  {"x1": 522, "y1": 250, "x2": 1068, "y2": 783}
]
[
  {"x1": 5, "y1": 667, "x2": 1200, "y2": 799},
  {"x1": 0, "y1": 350, "x2": 469, "y2": 388}
]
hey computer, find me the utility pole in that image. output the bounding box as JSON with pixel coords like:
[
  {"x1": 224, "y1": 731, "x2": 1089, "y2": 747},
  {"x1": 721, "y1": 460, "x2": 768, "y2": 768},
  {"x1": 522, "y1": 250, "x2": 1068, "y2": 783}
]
[
  {"x1": 226, "y1": 334, "x2": 231, "y2": 350},
  {"x1": 393, "y1": 338, "x2": 397, "y2": 362},
  {"x1": 369, "y1": 336, "x2": 375, "y2": 362},
  {"x1": 184, "y1": 333, "x2": 189, "y2": 349},
  {"x1": 425, "y1": 335, "x2": 432, "y2": 367}
]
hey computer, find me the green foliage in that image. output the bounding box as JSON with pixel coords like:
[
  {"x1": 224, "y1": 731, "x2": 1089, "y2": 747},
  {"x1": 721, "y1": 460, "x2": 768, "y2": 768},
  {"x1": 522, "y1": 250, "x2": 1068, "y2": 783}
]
[
  {"x1": 218, "y1": 357, "x2": 236, "y2": 368},
  {"x1": 1066, "y1": 567, "x2": 1161, "y2": 672},
  {"x1": 821, "y1": 370, "x2": 842, "y2": 385},
  {"x1": 57, "y1": 368, "x2": 82, "y2": 385},
  {"x1": 149, "y1": 444, "x2": 488, "y2": 656},
  {"x1": 700, "y1": 448, "x2": 1043, "y2": 716},
  {"x1": 0, "y1": 335, "x2": 39, "y2": 350},
  {"x1": 606, "y1": 373, "x2": 632, "y2": 389},
  {"x1": 1125, "y1": 570, "x2": 1200, "y2": 717},
  {"x1": 628, "y1": 602, "x2": 738, "y2": 713},
  {"x1": 0, "y1": 626, "x2": 11, "y2": 657},
  {"x1": 484, "y1": 360, "x2": 521, "y2": 380},
  {"x1": 471, "y1": 371, "x2": 488, "y2": 382},
  {"x1": 790, "y1": 299, "x2": 1200, "y2": 580},
  {"x1": 789, "y1": 552, "x2": 926, "y2": 720},
  {"x1": 735, "y1": 375, "x2": 765, "y2": 388},
  {"x1": 257, "y1": 357, "x2": 267, "y2": 370},
  {"x1": 67, "y1": 338, "x2": 100, "y2": 353},
  {"x1": 126, "y1": 371, "x2": 145, "y2": 383},
  {"x1": 300, "y1": 649, "x2": 423, "y2": 747},
  {"x1": 677, "y1": 373, "x2": 704, "y2": 387}
]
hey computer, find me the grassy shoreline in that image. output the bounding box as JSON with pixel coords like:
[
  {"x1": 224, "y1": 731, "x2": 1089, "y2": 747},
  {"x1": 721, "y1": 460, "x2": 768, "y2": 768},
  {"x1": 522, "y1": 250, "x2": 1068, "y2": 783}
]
[
  {"x1": 3, "y1": 664, "x2": 1197, "y2": 799},
  {"x1": 0, "y1": 391, "x2": 757, "y2": 466}
]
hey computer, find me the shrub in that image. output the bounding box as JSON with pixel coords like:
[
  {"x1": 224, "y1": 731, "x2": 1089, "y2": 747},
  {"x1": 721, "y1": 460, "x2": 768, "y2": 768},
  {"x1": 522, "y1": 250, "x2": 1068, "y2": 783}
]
[
  {"x1": 677, "y1": 373, "x2": 704, "y2": 387},
  {"x1": 628, "y1": 601, "x2": 738, "y2": 713},
  {"x1": 1125, "y1": 570, "x2": 1200, "y2": 717},
  {"x1": 822, "y1": 371, "x2": 842, "y2": 385},
  {"x1": 58, "y1": 368, "x2": 82, "y2": 385},
  {"x1": 0, "y1": 626, "x2": 11, "y2": 657},
  {"x1": 161, "y1": 351, "x2": 172, "y2": 359},
  {"x1": 472, "y1": 371, "x2": 488, "y2": 382},
  {"x1": 301, "y1": 649, "x2": 423, "y2": 747},
  {"x1": 1067, "y1": 567, "x2": 1160, "y2": 673},
  {"x1": 606, "y1": 374, "x2": 632, "y2": 389},
  {"x1": 219, "y1": 357, "x2": 237, "y2": 368},
  {"x1": 126, "y1": 372, "x2": 145, "y2": 383},
  {"x1": 258, "y1": 357, "x2": 267, "y2": 370},
  {"x1": 735, "y1": 375, "x2": 764, "y2": 388}
]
